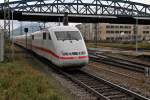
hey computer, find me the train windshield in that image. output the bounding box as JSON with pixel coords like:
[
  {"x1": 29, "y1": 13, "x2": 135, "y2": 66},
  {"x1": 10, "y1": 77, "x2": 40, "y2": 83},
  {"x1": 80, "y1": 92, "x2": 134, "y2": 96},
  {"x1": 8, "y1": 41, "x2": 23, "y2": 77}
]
[{"x1": 55, "y1": 31, "x2": 82, "y2": 41}]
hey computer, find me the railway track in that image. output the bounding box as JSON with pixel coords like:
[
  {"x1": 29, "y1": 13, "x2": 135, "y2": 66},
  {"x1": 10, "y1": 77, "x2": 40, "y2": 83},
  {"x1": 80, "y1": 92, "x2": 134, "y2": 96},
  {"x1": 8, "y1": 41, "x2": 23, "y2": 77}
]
[
  {"x1": 39, "y1": 54, "x2": 149, "y2": 100},
  {"x1": 88, "y1": 63, "x2": 145, "y2": 82},
  {"x1": 61, "y1": 69, "x2": 149, "y2": 100},
  {"x1": 19, "y1": 46, "x2": 149, "y2": 100},
  {"x1": 88, "y1": 50, "x2": 150, "y2": 73}
]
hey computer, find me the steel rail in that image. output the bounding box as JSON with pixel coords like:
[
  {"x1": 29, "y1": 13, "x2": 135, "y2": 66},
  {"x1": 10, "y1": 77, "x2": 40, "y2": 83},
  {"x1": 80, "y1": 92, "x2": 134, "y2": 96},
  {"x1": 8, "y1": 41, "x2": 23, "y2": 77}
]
[
  {"x1": 61, "y1": 69, "x2": 149, "y2": 100},
  {"x1": 88, "y1": 51, "x2": 149, "y2": 73}
]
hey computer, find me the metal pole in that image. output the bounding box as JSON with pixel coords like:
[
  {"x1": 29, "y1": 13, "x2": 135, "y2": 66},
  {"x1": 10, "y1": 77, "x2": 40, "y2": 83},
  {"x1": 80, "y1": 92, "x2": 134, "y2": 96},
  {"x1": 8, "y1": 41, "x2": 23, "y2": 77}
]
[
  {"x1": 11, "y1": 10, "x2": 14, "y2": 60},
  {"x1": 4, "y1": 0, "x2": 10, "y2": 39},
  {"x1": 135, "y1": 18, "x2": 138, "y2": 54},
  {"x1": 20, "y1": 22, "x2": 22, "y2": 35},
  {"x1": 95, "y1": 23, "x2": 98, "y2": 48},
  {"x1": 26, "y1": 32, "x2": 27, "y2": 49},
  {"x1": 0, "y1": 30, "x2": 4, "y2": 62}
]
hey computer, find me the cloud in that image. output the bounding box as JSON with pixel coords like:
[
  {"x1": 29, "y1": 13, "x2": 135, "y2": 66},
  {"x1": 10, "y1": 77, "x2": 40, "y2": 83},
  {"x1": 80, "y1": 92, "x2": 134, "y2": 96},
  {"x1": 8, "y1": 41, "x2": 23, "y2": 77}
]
[{"x1": 132, "y1": 0, "x2": 150, "y2": 4}]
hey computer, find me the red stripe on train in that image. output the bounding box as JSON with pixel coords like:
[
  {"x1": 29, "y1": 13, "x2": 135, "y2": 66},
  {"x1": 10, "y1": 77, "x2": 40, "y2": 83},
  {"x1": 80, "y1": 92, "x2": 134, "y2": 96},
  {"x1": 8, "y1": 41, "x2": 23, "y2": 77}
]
[{"x1": 16, "y1": 40, "x2": 88, "y2": 60}]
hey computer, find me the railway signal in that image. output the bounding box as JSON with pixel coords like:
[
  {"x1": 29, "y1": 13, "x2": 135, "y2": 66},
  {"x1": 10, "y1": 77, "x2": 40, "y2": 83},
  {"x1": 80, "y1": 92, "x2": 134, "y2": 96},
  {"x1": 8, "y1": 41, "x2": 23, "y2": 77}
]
[{"x1": 24, "y1": 28, "x2": 28, "y2": 49}]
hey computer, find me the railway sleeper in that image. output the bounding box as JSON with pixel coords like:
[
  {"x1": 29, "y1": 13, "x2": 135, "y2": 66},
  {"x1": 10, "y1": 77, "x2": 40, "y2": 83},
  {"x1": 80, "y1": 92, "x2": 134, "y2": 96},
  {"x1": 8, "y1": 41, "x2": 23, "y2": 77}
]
[
  {"x1": 80, "y1": 78, "x2": 98, "y2": 81},
  {"x1": 110, "y1": 97, "x2": 134, "y2": 100},
  {"x1": 80, "y1": 79, "x2": 101, "y2": 83},
  {"x1": 75, "y1": 75, "x2": 93, "y2": 79},
  {"x1": 80, "y1": 82, "x2": 105, "y2": 87},
  {"x1": 95, "y1": 87, "x2": 114, "y2": 93},
  {"x1": 102, "y1": 91, "x2": 123, "y2": 96},
  {"x1": 89, "y1": 84, "x2": 107, "y2": 88},
  {"x1": 82, "y1": 82, "x2": 104, "y2": 86},
  {"x1": 77, "y1": 78, "x2": 97, "y2": 82},
  {"x1": 107, "y1": 94, "x2": 128, "y2": 99}
]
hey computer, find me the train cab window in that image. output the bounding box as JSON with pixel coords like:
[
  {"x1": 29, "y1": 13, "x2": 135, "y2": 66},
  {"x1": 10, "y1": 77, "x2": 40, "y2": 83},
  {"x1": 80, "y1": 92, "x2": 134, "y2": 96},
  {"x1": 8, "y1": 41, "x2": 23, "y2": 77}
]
[
  {"x1": 32, "y1": 35, "x2": 34, "y2": 40},
  {"x1": 43, "y1": 32, "x2": 46, "y2": 40},
  {"x1": 55, "y1": 31, "x2": 82, "y2": 41}
]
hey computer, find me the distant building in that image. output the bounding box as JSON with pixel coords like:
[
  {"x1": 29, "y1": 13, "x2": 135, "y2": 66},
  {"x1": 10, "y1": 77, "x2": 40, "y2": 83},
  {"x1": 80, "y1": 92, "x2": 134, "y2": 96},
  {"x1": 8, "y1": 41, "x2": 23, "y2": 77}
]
[{"x1": 76, "y1": 23, "x2": 150, "y2": 42}]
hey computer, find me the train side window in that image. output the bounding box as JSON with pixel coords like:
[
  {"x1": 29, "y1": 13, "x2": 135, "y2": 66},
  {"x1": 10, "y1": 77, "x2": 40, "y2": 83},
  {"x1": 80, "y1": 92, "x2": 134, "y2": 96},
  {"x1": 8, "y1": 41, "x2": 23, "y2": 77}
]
[
  {"x1": 43, "y1": 32, "x2": 46, "y2": 40},
  {"x1": 49, "y1": 34, "x2": 51, "y2": 40},
  {"x1": 32, "y1": 35, "x2": 34, "y2": 40}
]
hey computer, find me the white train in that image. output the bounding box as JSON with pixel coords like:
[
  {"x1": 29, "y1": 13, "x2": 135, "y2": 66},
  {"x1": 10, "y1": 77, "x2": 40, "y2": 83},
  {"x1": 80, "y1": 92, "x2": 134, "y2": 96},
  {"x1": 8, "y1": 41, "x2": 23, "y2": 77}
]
[{"x1": 14, "y1": 26, "x2": 89, "y2": 69}]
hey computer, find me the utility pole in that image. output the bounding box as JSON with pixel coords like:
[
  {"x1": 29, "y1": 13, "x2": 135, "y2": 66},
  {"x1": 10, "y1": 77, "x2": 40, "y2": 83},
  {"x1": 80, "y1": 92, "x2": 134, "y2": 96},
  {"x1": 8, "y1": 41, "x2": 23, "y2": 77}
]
[
  {"x1": 134, "y1": 18, "x2": 138, "y2": 54},
  {"x1": 135, "y1": 18, "x2": 138, "y2": 54},
  {"x1": 4, "y1": 0, "x2": 10, "y2": 39},
  {"x1": 20, "y1": 22, "x2": 23, "y2": 35},
  {"x1": 11, "y1": 10, "x2": 14, "y2": 60},
  {"x1": 2, "y1": 0, "x2": 10, "y2": 62},
  {"x1": 95, "y1": 23, "x2": 98, "y2": 48},
  {"x1": 0, "y1": 30, "x2": 4, "y2": 62},
  {"x1": 24, "y1": 28, "x2": 28, "y2": 49}
]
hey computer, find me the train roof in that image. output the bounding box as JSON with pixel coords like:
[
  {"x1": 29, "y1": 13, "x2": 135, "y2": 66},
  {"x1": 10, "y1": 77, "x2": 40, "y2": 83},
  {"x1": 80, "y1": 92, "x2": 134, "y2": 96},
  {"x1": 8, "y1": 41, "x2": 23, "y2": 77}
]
[{"x1": 14, "y1": 26, "x2": 79, "y2": 38}]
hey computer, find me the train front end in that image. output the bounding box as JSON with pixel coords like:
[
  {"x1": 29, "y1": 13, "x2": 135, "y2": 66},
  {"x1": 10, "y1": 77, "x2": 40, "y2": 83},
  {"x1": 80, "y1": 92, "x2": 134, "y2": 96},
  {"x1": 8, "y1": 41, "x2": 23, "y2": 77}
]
[{"x1": 51, "y1": 26, "x2": 89, "y2": 68}]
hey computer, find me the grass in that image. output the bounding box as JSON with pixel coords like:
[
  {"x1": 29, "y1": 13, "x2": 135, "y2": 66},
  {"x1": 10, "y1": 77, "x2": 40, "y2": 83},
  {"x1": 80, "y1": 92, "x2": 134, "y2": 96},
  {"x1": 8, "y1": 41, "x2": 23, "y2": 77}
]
[
  {"x1": 86, "y1": 42, "x2": 150, "y2": 50},
  {"x1": 0, "y1": 45, "x2": 74, "y2": 100}
]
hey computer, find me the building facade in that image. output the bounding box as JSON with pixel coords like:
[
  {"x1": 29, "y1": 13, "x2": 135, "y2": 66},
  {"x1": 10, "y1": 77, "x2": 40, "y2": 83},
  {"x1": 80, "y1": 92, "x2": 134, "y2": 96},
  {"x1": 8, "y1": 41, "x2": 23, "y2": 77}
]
[{"x1": 76, "y1": 23, "x2": 150, "y2": 42}]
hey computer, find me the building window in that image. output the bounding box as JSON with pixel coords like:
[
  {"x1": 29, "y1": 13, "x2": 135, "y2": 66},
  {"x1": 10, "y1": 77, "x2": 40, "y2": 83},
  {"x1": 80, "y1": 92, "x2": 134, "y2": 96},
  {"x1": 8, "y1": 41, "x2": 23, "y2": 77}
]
[
  {"x1": 128, "y1": 26, "x2": 131, "y2": 29},
  {"x1": 111, "y1": 31, "x2": 114, "y2": 34},
  {"x1": 43, "y1": 32, "x2": 46, "y2": 40},
  {"x1": 106, "y1": 25, "x2": 110, "y2": 28},
  {"x1": 115, "y1": 26, "x2": 119, "y2": 28},
  {"x1": 111, "y1": 26, "x2": 114, "y2": 28},
  {"x1": 120, "y1": 26, "x2": 123, "y2": 28},
  {"x1": 124, "y1": 31, "x2": 128, "y2": 34},
  {"x1": 146, "y1": 31, "x2": 149, "y2": 34},
  {"x1": 143, "y1": 31, "x2": 149, "y2": 34},
  {"x1": 120, "y1": 31, "x2": 123, "y2": 33},
  {"x1": 106, "y1": 31, "x2": 110, "y2": 33},
  {"x1": 115, "y1": 31, "x2": 119, "y2": 33}
]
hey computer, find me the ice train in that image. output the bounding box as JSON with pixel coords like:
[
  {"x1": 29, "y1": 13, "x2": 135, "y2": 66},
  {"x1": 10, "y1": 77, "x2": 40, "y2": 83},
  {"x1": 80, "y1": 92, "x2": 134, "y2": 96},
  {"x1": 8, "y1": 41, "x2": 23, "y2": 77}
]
[{"x1": 14, "y1": 26, "x2": 89, "y2": 69}]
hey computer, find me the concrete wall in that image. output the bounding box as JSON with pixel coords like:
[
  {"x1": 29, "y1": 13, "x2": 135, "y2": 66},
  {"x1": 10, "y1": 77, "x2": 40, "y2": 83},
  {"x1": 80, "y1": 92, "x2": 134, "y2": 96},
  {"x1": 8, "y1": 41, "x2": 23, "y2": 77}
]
[{"x1": 0, "y1": 30, "x2": 4, "y2": 62}]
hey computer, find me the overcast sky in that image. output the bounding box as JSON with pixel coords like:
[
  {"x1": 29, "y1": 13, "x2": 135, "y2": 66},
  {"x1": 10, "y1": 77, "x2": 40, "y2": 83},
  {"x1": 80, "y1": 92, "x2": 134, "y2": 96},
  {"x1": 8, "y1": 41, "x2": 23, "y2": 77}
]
[{"x1": 133, "y1": 0, "x2": 150, "y2": 4}]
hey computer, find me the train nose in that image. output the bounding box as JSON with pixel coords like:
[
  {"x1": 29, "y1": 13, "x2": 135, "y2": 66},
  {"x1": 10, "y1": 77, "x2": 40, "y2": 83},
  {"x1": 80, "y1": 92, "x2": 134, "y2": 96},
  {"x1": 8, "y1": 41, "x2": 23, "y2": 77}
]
[{"x1": 60, "y1": 57, "x2": 89, "y2": 68}]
